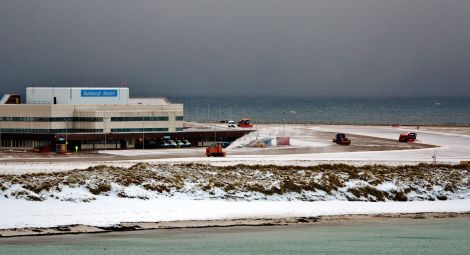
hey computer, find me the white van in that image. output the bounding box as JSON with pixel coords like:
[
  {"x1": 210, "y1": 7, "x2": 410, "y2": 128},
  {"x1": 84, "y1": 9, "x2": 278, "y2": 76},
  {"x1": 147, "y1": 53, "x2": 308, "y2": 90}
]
[{"x1": 227, "y1": 120, "x2": 236, "y2": 128}]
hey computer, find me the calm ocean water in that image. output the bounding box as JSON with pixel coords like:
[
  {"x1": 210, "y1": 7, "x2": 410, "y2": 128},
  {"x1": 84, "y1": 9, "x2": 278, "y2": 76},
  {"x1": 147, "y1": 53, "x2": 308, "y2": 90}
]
[
  {"x1": 170, "y1": 97, "x2": 470, "y2": 125},
  {"x1": 1, "y1": 218, "x2": 469, "y2": 255}
]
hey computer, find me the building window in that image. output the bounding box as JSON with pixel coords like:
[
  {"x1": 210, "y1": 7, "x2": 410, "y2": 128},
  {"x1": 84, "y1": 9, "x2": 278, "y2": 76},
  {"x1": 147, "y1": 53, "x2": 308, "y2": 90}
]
[
  {"x1": 0, "y1": 128, "x2": 103, "y2": 134},
  {"x1": 176, "y1": 128, "x2": 183, "y2": 131},
  {"x1": 110, "y1": 116, "x2": 169, "y2": 121},
  {"x1": 175, "y1": 116, "x2": 184, "y2": 121},
  {"x1": 0, "y1": 117, "x2": 103, "y2": 122},
  {"x1": 72, "y1": 117, "x2": 104, "y2": 122},
  {"x1": 110, "y1": 128, "x2": 169, "y2": 133}
]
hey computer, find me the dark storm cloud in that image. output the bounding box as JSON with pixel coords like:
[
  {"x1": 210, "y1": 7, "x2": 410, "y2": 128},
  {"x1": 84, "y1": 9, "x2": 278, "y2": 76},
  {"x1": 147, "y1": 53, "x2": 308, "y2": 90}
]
[{"x1": 0, "y1": 0, "x2": 469, "y2": 97}]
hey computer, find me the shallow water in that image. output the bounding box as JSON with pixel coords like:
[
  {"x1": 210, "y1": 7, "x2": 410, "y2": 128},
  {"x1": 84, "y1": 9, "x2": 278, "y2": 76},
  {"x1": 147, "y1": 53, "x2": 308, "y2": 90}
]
[{"x1": 1, "y1": 218, "x2": 470, "y2": 255}]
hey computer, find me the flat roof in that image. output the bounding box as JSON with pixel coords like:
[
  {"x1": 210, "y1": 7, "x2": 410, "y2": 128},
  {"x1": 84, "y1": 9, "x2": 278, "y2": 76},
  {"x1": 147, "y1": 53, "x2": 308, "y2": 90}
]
[{"x1": 128, "y1": 98, "x2": 171, "y2": 105}]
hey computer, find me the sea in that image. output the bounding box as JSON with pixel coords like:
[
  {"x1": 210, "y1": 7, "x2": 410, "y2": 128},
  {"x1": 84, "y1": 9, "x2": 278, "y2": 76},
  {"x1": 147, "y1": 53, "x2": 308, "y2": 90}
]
[
  {"x1": 170, "y1": 96, "x2": 470, "y2": 125},
  {"x1": 1, "y1": 218, "x2": 469, "y2": 255}
]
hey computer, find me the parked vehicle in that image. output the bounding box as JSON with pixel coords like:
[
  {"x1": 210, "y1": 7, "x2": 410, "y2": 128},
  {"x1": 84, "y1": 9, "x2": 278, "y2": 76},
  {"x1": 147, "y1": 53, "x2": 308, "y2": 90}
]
[
  {"x1": 167, "y1": 140, "x2": 177, "y2": 147},
  {"x1": 205, "y1": 143, "x2": 226, "y2": 157},
  {"x1": 175, "y1": 140, "x2": 185, "y2": 147},
  {"x1": 182, "y1": 140, "x2": 192, "y2": 147},
  {"x1": 228, "y1": 120, "x2": 236, "y2": 128},
  {"x1": 237, "y1": 118, "x2": 253, "y2": 128},
  {"x1": 159, "y1": 140, "x2": 171, "y2": 148},
  {"x1": 399, "y1": 132, "x2": 417, "y2": 142},
  {"x1": 332, "y1": 133, "x2": 351, "y2": 145}
]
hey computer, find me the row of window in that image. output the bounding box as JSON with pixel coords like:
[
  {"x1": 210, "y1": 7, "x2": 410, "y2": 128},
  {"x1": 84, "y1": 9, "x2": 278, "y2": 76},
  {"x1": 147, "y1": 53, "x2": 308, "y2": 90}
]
[
  {"x1": 0, "y1": 128, "x2": 104, "y2": 134},
  {"x1": 1, "y1": 139, "x2": 51, "y2": 148},
  {"x1": 0, "y1": 128, "x2": 185, "y2": 134},
  {"x1": 110, "y1": 128, "x2": 169, "y2": 133},
  {"x1": 0, "y1": 116, "x2": 184, "y2": 122},
  {"x1": 110, "y1": 116, "x2": 169, "y2": 121},
  {"x1": 0, "y1": 117, "x2": 103, "y2": 122}
]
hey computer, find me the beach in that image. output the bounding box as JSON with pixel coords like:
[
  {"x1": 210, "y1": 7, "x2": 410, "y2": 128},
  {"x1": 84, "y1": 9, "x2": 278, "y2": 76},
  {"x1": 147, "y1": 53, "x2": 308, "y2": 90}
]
[{"x1": 1, "y1": 216, "x2": 470, "y2": 255}]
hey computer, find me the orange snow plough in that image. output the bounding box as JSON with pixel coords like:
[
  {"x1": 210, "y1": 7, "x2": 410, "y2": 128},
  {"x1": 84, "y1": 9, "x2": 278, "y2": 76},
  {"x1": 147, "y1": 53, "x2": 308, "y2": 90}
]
[
  {"x1": 205, "y1": 143, "x2": 226, "y2": 157},
  {"x1": 237, "y1": 118, "x2": 253, "y2": 128}
]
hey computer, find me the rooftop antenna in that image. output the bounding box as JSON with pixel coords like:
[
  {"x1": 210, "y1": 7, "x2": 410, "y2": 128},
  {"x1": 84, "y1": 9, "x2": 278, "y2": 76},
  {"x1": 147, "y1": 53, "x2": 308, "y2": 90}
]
[{"x1": 121, "y1": 80, "x2": 127, "y2": 87}]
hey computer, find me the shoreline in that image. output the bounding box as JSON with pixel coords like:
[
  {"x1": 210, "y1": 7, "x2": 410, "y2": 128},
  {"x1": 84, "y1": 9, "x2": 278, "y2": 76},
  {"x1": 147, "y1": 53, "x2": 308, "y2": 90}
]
[{"x1": 1, "y1": 212, "x2": 469, "y2": 239}]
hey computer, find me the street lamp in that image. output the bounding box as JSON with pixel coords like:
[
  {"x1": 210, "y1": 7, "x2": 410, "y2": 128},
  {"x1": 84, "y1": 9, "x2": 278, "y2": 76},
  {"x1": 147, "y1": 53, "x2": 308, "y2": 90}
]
[
  {"x1": 290, "y1": 111, "x2": 296, "y2": 124},
  {"x1": 65, "y1": 117, "x2": 69, "y2": 150},
  {"x1": 142, "y1": 115, "x2": 145, "y2": 150}
]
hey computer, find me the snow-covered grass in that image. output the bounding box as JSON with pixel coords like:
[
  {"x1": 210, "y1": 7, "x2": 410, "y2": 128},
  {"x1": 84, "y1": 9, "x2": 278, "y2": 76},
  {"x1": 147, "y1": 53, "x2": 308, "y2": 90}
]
[{"x1": 1, "y1": 163, "x2": 469, "y2": 203}]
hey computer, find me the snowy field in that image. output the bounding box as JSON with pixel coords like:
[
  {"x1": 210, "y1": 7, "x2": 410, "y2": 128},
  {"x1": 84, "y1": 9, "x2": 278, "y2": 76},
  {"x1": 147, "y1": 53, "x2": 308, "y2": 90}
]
[
  {"x1": 2, "y1": 124, "x2": 469, "y2": 175},
  {"x1": 103, "y1": 124, "x2": 469, "y2": 165},
  {"x1": 1, "y1": 125, "x2": 469, "y2": 230},
  {"x1": 2, "y1": 197, "x2": 470, "y2": 229}
]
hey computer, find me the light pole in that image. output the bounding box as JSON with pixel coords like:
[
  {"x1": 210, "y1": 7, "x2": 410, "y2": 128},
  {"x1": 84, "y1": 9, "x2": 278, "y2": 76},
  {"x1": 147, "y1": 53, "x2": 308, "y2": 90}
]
[
  {"x1": 65, "y1": 117, "x2": 69, "y2": 150},
  {"x1": 282, "y1": 111, "x2": 286, "y2": 135},
  {"x1": 290, "y1": 111, "x2": 296, "y2": 124},
  {"x1": 142, "y1": 115, "x2": 145, "y2": 150},
  {"x1": 214, "y1": 108, "x2": 218, "y2": 143}
]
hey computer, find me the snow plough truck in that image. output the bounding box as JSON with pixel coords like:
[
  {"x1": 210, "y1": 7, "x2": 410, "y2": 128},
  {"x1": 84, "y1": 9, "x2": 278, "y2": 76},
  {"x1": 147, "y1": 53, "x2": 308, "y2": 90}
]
[
  {"x1": 332, "y1": 133, "x2": 351, "y2": 145},
  {"x1": 399, "y1": 132, "x2": 417, "y2": 142},
  {"x1": 205, "y1": 143, "x2": 226, "y2": 157},
  {"x1": 237, "y1": 118, "x2": 253, "y2": 128}
]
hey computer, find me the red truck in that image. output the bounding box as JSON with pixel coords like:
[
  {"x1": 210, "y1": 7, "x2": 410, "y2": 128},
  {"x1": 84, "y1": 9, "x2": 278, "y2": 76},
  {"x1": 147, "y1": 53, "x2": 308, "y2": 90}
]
[
  {"x1": 399, "y1": 132, "x2": 417, "y2": 142},
  {"x1": 237, "y1": 118, "x2": 253, "y2": 128}
]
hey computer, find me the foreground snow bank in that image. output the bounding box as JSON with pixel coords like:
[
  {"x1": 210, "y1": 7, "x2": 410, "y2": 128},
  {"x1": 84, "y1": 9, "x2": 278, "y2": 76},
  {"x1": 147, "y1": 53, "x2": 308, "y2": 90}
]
[
  {"x1": 1, "y1": 197, "x2": 469, "y2": 229},
  {"x1": 1, "y1": 163, "x2": 469, "y2": 202},
  {"x1": 2, "y1": 163, "x2": 469, "y2": 230}
]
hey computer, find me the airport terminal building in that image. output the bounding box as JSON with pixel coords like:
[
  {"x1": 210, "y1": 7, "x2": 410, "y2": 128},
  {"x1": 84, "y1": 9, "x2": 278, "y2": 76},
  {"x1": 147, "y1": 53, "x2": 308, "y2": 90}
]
[
  {"x1": 0, "y1": 87, "x2": 185, "y2": 150},
  {"x1": 0, "y1": 87, "x2": 249, "y2": 151}
]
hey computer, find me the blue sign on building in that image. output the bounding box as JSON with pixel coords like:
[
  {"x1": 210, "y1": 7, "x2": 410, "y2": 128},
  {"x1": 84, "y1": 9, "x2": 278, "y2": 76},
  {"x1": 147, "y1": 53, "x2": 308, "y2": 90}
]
[{"x1": 81, "y1": 89, "x2": 118, "y2": 97}]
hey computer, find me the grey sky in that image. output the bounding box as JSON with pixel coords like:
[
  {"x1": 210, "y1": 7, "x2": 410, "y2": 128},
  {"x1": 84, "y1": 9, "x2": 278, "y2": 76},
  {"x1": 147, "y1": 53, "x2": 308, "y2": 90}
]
[{"x1": 1, "y1": 0, "x2": 469, "y2": 97}]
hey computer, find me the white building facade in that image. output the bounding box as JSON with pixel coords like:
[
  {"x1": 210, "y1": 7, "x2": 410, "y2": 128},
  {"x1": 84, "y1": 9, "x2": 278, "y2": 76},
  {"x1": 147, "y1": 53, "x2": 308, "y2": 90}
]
[{"x1": 0, "y1": 87, "x2": 184, "y2": 149}]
